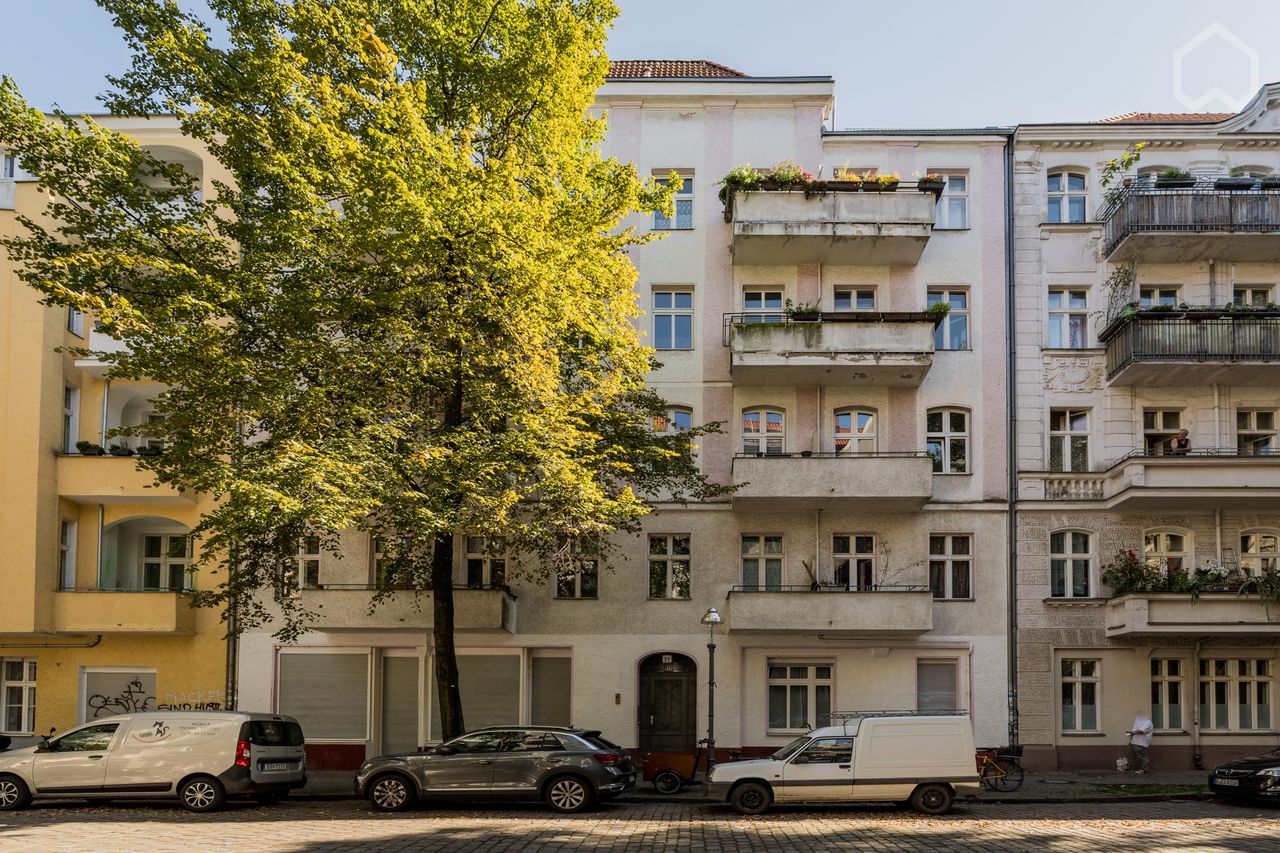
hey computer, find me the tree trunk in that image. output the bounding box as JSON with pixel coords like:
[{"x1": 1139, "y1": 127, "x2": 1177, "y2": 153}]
[{"x1": 431, "y1": 531, "x2": 465, "y2": 740}]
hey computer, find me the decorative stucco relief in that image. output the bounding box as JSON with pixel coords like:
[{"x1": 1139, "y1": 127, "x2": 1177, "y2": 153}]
[{"x1": 1043, "y1": 355, "x2": 1104, "y2": 393}]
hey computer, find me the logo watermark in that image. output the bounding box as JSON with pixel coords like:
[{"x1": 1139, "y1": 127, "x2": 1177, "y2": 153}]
[{"x1": 1173, "y1": 23, "x2": 1259, "y2": 112}]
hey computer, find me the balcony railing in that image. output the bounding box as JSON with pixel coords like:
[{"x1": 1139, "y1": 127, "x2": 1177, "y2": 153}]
[
  {"x1": 1100, "y1": 186, "x2": 1280, "y2": 261},
  {"x1": 1099, "y1": 310, "x2": 1280, "y2": 385},
  {"x1": 729, "y1": 583, "x2": 929, "y2": 593}
]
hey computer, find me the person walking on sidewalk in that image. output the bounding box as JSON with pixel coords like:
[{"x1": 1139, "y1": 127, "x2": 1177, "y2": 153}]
[{"x1": 1125, "y1": 711, "x2": 1153, "y2": 774}]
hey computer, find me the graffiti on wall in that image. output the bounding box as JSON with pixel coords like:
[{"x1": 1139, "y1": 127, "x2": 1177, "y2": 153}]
[
  {"x1": 156, "y1": 689, "x2": 226, "y2": 711},
  {"x1": 88, "y1": 679, "x2": 156, "y2": 718}
]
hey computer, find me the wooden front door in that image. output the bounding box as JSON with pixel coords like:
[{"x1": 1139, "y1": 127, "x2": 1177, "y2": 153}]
[{"x1": 638, "y1": 653, "x2": 697, "y2": 754}]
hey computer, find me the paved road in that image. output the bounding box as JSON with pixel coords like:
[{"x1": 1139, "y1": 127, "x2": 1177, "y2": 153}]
[{"x1": 2, "y1": 798, "x2": 1278, "y2": 852}]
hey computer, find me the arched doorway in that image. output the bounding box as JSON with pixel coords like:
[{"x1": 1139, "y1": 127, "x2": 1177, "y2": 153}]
[{"x1": 637, "y1": 653, "x2": 697, "y2": 755}]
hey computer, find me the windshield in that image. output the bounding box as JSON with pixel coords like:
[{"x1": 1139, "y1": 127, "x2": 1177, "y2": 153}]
[{"x1": 771, "y1": 737, "x2": 811, "y2": 761}]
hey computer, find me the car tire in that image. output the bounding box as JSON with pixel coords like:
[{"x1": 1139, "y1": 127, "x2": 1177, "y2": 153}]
[
  {"x1": 729, "y1": 781, "x2": 771, "y2": 816},
  {"x1": 367, "y1": 773, "x2": 414, "y2": 812},
  {"x1": 909, "y1": 783, "x2": 954, "y2": 815},
  {"x1": 653, "y1": 770, "x2": 682, "y2": 795},
  {"x1": 545, "y1": 775, "x2": 596, "y2": 814},
  {"x1": 179, "y1": 775, "x2": 227, "y2": 813},
  {"x1": 0, "y1": 775, "x2": 31, "y2": 811}
]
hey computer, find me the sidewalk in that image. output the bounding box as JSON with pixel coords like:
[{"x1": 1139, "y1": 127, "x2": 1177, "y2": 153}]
[{"x1": 299, "y1": 768, "x2": 1211, "y2": 804}]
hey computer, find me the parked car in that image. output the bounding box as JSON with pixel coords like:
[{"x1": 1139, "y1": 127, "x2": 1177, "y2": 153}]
[
  {"x1": 1209, "y1": 748, "x2": 1280, "y2": 800},
  {"x1": 356, "y1": 726, "x2": 636, "y2": 813},
  {"x1": 0, "y1": 712, "x2": 306, "y2": 813},
  {"x1": 706, "y1": 712, "x2": 980, "y2": 815}
]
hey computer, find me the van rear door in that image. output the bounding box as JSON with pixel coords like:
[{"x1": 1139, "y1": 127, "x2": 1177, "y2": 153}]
[{"x1": 244, "y1": 719, "x2": 306, "y2": 785}]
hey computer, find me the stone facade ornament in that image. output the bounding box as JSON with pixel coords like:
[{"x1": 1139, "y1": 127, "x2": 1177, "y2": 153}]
[{"x1": 1043, "y1": 356, "x2": 1103, "y2": 392}]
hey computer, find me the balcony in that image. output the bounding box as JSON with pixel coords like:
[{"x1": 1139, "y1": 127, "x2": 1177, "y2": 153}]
[
  {"x1": 723, "y1": 312, "x2": 938, "y2": 386},
  {"x1": 57, "y1": 454, "x2": 193, "y2": 504},
  {"x1": 728, "y1": 187, "x2": 938, "y2": 266},
  {"x1": 297, "y1": 585, "x2": 516, "y2": 632},
  {"x1": 1101, "y1": 187, "x2": 1280, "y2": 262},
  {"x1": 55, "y1": 590, "x2": 197, "y2": 634},
  {"x1": 731, "y1": 452, "x2": 934, "y2": 510},
  {"x1": 1105, "y1": 593, "x2": 1280, "y2": 638},
  {"x1": 726, "y1": 585, "x2": 934, "y2": 637},
  {"x1": 1100, "y1": 310, "x2": 1280, "y2": 386}
]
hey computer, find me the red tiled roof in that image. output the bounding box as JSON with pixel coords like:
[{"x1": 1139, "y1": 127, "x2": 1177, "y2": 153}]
[
  {"x1": 1098, "y1": 111, "x2": 1235, "y2": 124},
  {"x1": 606, "y1": 60, "x2": 748, "y2": 79}
]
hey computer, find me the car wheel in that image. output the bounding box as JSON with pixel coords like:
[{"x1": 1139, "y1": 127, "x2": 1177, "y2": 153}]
[
  {"x1": 367, "y1": 774, "x2": 414, "y2": 812},
  {"x1": 179, "y1": 775, "x2": 227, "y2": 813},
  {"x1": 545, "y1": 775, "x2": 595, "y2": 814},
  {"x1": 653, "y1": 770, "x2": 682, "y2": 795},
  {"x1": 910, "y1": 783, "x2": 954, "y2": 815},
  {"x1": 729, "y1": 781, "x2": 771, "y2": 816},
  {"x1": 0, "y1": 776, "x2": 31, "y2": 811}
]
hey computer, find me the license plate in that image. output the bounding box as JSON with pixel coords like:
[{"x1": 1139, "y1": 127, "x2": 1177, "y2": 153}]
[
  {"x1": 1215, "y1": 777, "x2": 1239, "y2": 786},
  {"x1": 263, "y1": 762, "x2": 289, "y2": 772}
]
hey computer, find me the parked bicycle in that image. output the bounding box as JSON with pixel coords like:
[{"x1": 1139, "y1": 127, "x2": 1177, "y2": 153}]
[{"x1": 976, "y1": 747, "x2": 1024, "y2": 792}]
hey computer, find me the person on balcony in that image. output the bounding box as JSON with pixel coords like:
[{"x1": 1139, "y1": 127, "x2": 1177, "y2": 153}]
[{"x1": 1169, "y1": 430, "x2": 1190, "y2": 455}]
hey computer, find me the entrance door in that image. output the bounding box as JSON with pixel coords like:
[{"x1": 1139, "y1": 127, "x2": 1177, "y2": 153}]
[{"x1": 638, "y1": 653, "x2": 696, "y2": 755}]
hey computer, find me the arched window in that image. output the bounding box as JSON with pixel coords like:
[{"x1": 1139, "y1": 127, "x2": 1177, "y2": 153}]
[
  {"x1": 1050, "y1": 530, "x2": 1093, "y2": 598},
  {"x1": 927, "y1": 408, "x2": 969, "y2": 474},
  {"x1": 833, "y1": 408, "x2": 876, "y2": 454},
  {"x1": 1047, "y1": 170, "x2": 1087, "y2": 223},
  {"x1": 1240, "y1": 530, "x2": 1280, "y2": 576},
  {"x1": 1144, "y1": 529, "x2": 1190, "y2": 576},
  {"x1": 653, "y1": 406, "x2": 693, "y2": 434},
  {"x1": 742, "y1": 407, "x2": 785, "y2": 455}
]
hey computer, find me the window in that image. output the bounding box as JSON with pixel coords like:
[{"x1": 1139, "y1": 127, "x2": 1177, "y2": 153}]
[
  {"x1": 833, "y1": 288, "x2": 876, "y2": 311},
  {"x1": 66, "y1": 307, "x2": 84, "y2": 336},
  {"x1": 928, "y1": 289, "x2": 969, "y2": 350},
  {"x1": 1047, "y1": 171, "x2": 1087, "y2": 223},
  {"x1": 141, "y1": 534, "x2": 192, "y2": 592},
  {"x1": 447, "y1": 731, "x2": 510, "y2": 753},
  {"x1": 1, "y1": 658, "x2": 36, "y2": 734},
  {"x1": 59, "y1": 519, "x2": 77, "y2": 590},
  {"x1": 1240, "y1": 531, "x2": 1279, "y2": 576},
  {"x1": 927, "y1": 408, "x2": 969, "y2": 474},
  {"x1": 1049, "y1": 530, "x2": 1092, "y2": 598},
  {"x1": 767, "y1": 663, "x2": 832, "y2": 731},
  {"x1": 653, "y1": 174, "x2": 693, "y2": 230},
  {"x1": 832, "y1": 534, "x2": 875, "y2": 590},
  {"x1": 935, "y1": 173, "x2": 968, "y2": 229},
  {"x1": 277, "y1": 653, "x2": 369, "y2": 740},
  {"x1": 652, "y1": 290, "x2": 694, "y2": 350},
  {"x1": 1047, "y1": 289, "x2": 1088, "y2": 348},
  {"x1": 1144, "y1": 529, "x2": 1188, "y2": 575},
  {"x1": 51, "y1": 723, "x2": 119, "y2": 752},
  {"x1": 373, "y1": 534, "x2": 416, "y2": 589},
  {"x1": 1, "y1": 154, "x2": 13, "y2": 180},
  {"x1": 741, "y1": 534, "x2": 783, "y2": 591},
  {"x1": 648, "y1": 535, "x2": 690, "y2": 600},
  {"x1": 795, "y1": 736, "x2": 853, "y2": 763},
  {"x1": 1049, "y1": 409, "x2": 1089, "y2": 472},
  {"x1": 556, "y1": 540, "x2": 598, "y2": 599},
  {"x1": 1139, "y1": 287, "x2": 1178, "y2": 308},
  {"x1": 1237, "y1": 409, "x2": 1277, "y2": 455},
  {"x1": 1142, "y1": 409, "x2": 1183, "y2": 454},
  {"x1": 929, "y1": 534, "x2": 972, "y2": 599},
  {"x1": 917, "y1": 660, "x2": 959, "y2": 711},
  {"x1": 652, "y1": 406, "x2": 693, "y2": 435},
  {"x1": 465, "y1": 536, "x2": 506, "y2": 588},
  {"x1": 1061, "y1": 659, "x2": 1099, "y2": 731},
  {"x1": 297, "y1": 536, "x2": 321, "y2": 590},
  {"x1": 62, "y1": 386, "x2": 79, "y2": 454},
  {"x1": 833, "y1": 408, "x2": 876, "y2": 454},
  {"x1": 742, "y1": 289, "x2": 784, "y2": 323},
  {"x1": 1234, "y1": 287, "x2": 1272, "y2": 307},
  {"x1": 742, "y1": 408, "x2": 785, "y2": 455},
  {"x1": 1151, "y1": 659, "x2": 1184, "y2": 731},
  {"x1": 1200, "y1": 659, "x2": 1271, "y2": 731},
  {"x1": 82, "y1": 669, "x2": 156, "y2": 721},
  {"x1": 141, "y1": 412, "x2": 167, "y2": 452}
]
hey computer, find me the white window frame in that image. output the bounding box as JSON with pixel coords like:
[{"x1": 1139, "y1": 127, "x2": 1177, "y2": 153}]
[
  {"x1": 742, "y1": 407, "x2": 785, "y2": 455},
  {"x1": 1139, "y1": 287, "x2": 1179, "y2": 308},
  {"x1": 464, "y1": 536, "x2": 507, "y2": 589},
  {"x1": 832, "y1": 287, "x2": 876, "y2": 311},
  {"x1": 742, "y1": 289, "x2": 785, "y2": 323},
  {"x1": 1199, "y1": 658, "x2": 1272, "y2": 732},
  {"x1": 1234, "y1": 286, "x2": 1273, "y2": 307},
  {"x1": 140, "y1": 532, "x2": 193, "y2": 592},
  {"x1": 59, "y1": 518, "x2": 78, "y2": 591},
  {"x1": 1151, "y1": 658, "x2": 1185, "y2": 732},
  {"x1": 916, "y1": 658, "x2": 960, "y2": 711},
  {"x1": 1048, "y1": 409, "x2": 1090, "y2": 473},
  {"x1": 1144, "y1": 528, "x2": 1190, "y2": 576},
  {"x1": 1240, "y1": 529, "x2": 1280, "y2": 576},
  {"x1": 741, "y1": 534, "x2": 783, "y2": 591},
  {"x1": 62, "y1": 386, "x2": 79, "y2": 454},
  {"x1": 652, "y1": 289, "x2": 694, "y2": 351},
  {"x1": 1, "y1": 154, "x2": 14, "y2": 180},
  {"x1": 647, "y1": 534, "x2": 690, "y2": 600},
  {"x1": 653, "y1": 172, "x2": 694, "y2": 230},
  {"x1": 555, "y1": 542, "x2": 599, "y2": 599},
  {"x1": 1, "y1": 658, "x2": 37, "y2": 735},
  {"x1": 1236, "y1": 409, "x2": 1277, "y2": 455},
  {"x1": 766, "y1": 661, "x2": 833, "y2": 733},
  {"x1": 67, "y1": 307, "x2": 85, "y2": 337},
  {"x1": 832, "y1": 534, "x2": 876, "y2": 590},
  {"x1": 927, "y1": 407, "x2": 969, "y2": 474},
  {"x1": 298, "y1": 535, "x2": 321, "y2": 590},
  {"x1": 1047, "y1": 170, "x2": 1088, "y2": 223},
  {"x1": 653, "y1": 406, "x2": 693, "y2": 435},
  {"x1": 1060, "y1": 658, "x2": 1100, "y2": 732},
  {"x1": 1049, "y1": 529, "x2": 1093, "y2": 598},
  {"x1": 1142, "y1": 408, "x2": 1184, "y2": 455},
  {"x1": 928, "y1": 533, "x2": 973, "y2": 600},
  {"x1": 833, "y1": 407, "x2": 876, "y2": 454},
  {"x1": 928, "y1": 289, "x2": 969, "y2": 350},
  {"x1": 1047, "y1": 288, "x2": 1088, "y2": 349},
  {"x1": 935, "y1": 173, "x2": 968, "y2": 229}
]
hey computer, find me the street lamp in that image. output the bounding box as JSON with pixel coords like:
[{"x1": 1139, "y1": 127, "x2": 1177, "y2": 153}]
[{"x1": 701, "y1": 606, "x2": 723, "y2": 773}]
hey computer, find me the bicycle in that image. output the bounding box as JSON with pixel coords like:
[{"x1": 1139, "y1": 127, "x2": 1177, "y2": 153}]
[{"x1": 976, "y1": 748, "x2": 1024, "y2": 792}]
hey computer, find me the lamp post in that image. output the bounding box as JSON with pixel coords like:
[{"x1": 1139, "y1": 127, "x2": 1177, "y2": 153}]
[{"x1": 701, "y1": 606, "x2": 722, "y2": 773}]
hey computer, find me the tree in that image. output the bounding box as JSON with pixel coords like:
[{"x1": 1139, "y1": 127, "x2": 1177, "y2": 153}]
[{"x1": 0, "y1": 0, "x2": 727, "y2": 739}]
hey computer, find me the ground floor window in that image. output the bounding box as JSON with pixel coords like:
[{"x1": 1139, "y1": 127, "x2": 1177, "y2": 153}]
[
  {"x1": 917, "y1": 659, "x2": 959, "y2": 711},
  {"x1": 1, "y1": 658, "x2": 36, "y2": 734},
  {"x1": 277, "y1": 652, "x2": 370, "y2": 740},
  {"x1": 767, "y1": 662, "x2": 832, "y2": 732},
  {"x1": 1152, "y1": 659, "x2": 1184, "y2": 731},
  {"x1": 81, "y1": 668, "x2": 157, "y2": 723},
  {"x1": 1060, "y1": 659, "x2": 1099, "y2": 732},
  {"x1": 1200, "y1": 659, "x2": 1271, "y2": 731}
]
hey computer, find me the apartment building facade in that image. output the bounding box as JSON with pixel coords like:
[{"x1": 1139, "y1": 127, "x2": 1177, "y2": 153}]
[{"x1": 1012, "y1": 85, "x2": 1280, "y2": 770}]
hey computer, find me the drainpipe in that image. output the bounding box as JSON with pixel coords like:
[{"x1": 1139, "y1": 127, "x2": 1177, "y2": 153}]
[
  {"x1": 1003, "y1": 133, "x2": 1019, "y2": 747},
  {"x1": 1214, "y1": 384, "x2": 1222, "y2": 450},
  {"x1": 1208, "y1": 258, "x2": 1216, "y2": 306},
  {"x1": 0, "y1": 635, "x2": 102, "y2": 649},
  {"x1": 1215, "y1": 508, "x2": 1223, "y2": 568}
]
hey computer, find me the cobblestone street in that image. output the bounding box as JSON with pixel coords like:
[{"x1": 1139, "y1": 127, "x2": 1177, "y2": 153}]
[{"x1": 3, "y1": 798, "x2": 1279, "y2": 852}]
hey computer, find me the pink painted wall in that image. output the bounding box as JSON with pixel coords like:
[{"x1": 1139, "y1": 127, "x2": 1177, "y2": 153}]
[{"x1": 978, "y1": 142, "x2": 1008, "y2": 498}]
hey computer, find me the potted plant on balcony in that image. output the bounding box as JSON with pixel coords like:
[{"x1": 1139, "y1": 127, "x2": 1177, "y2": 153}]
[
  {"x1": 108, "y1": 443, "x2": 135, "y2": 457},
  {"x1": 916, "y1": 173, "x2": 946, "y2": 195},
  {"x1": 717, "y1": 164, "x2": 762, "y2": 205},
  {"x1": 1101, "y1": 550, "x2": 1163, "y2": 595},
  {"x1": 1262, "y1": 175, "x2": 1280, "y2": 189},
  {"x1": 785, "y1": 299, "x2": 821, "y2": 322},
  {"x1": 1215, "y1": 175, "x2": 1256, "y2": 190},
  {"x1": 830, "y1": 167, "x2": 863, "y2": 191},
  {"x1": 760, "y1": 160, "x2": 813, "y2": 192},
  {"x1": 137, "y1": 444, "x2": 164, "y2": 458},
  {"x1": 1155, "y1": 168, "x2": 1196, "y2": 189},
  {"x1": 868, "y1": 172, "x2": 900, "y2": 193},
  {"x1": 75, "y1": 440, "x2": 105, "y2": 457}
]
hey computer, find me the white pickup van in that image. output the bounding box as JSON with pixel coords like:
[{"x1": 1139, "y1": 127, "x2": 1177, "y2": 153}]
[
  {"x1": 706, "y1": 712, "x2": 980, "y2": 815},
  {"x1": 0, "y1": 711, "x2": 306, "y2": 812}
]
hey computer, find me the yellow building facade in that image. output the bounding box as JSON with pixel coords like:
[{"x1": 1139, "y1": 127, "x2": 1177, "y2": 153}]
[{"x1": 0, "y1": 121, "x2": 227, "y2": 745}]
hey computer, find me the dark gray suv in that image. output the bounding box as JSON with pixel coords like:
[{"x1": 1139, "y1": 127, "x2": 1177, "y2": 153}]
[{"x1": 356, "y1": 726, "x2": 636, "y2": 813}]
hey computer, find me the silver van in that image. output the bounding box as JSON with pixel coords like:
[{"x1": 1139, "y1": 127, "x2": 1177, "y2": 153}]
[{"x1": 0, "y1": 711, "x2": 306, "y2": 812}]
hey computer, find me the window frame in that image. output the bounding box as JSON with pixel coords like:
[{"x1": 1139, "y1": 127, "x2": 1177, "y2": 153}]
[
  {"x1": 464, "y1": 536, "x2": 507, "y2": 589},
  {"x1": 1142, "y1": 408, "x2": 1184, "y2": 455},
  {"x1": 1234, "y1": 286, "x2": 1273, "y2": 307},
  {"x1": 652, "y1": 288, "x2": 694, "y2": 351},
  {"x1": 1199, "y1": 658, "x2": 1272, "y2": 732},
  {"x1": 927, "y1": 407, "x2": 970, "y2": 474},
  {"x1": 1060, "y1": 658, "x2": 1100, "y2": 732},
  {"x1": 1048, "y1": 409, "x2": 1090, "y2": 473},
  {"x1": 832, "y1": 533, "x2": 876, "y2": 590},
  {"x1": 1143, "y1": 528, "x2": 1190, "y2": 576},
  {"x1": 927, "y1": 289, "x2": 970, "y2": 350},
  {"x1": 742, "y1": 407, "x2": 786, "y2": 456},
  {"x1": 653, "y1": 172, "x2": 694, "y2": 231},
  {"x1": 1049, "y1": 529, "x2": 1093, "y2": 599},
  {"x1": 1240, "y1": 529, "x2": 1280, "y2": 577},
  {"x1": 140, "y1": 532, "x2": 193, "y2": 592},
  {"x1": 1046, "y1": 288, "x2": 1089, "y2": 349},
  {"x1": 653, "y1": 406, "x2": 693, "y2": 435},
  {"x1": 62, "y1": 386, "x2": 79, "y2": 454},
  {"x1": 916, "y1": 658, "x2": 960, "y2": 711},
  {"x1": 59, "y1": 518, "x2": 77, "y2": 591},
  {"x1": 647, "y1": 534, "x2": 691, "y2": 600},
  {"x1": 1, "y1": 657, "x2": 37, "y2": 735},
  {"x1": 928, "y1": 533, "x2": 973, "y2": 601},
  {"x1": 1139, "y1": 287, "x2": 1179, "y2": 308},
  {"x1": 1151, "y1": 658, "x2": 1185, "y2": 732},
  {"x1": 1047, "y1": 170, "x2": 1088, "y2": 223},
  {"x1": 1236, "y1": 409, "x2": 1277, "y2": 455},
  {"x1": 934, "y1": 173, "x2": 969, "y2": 230},
  {"x1": 555, "y1": 541, "x2": 599, "y2": 600},
  {"x1": 741, "y1": 288, "x2": 785, "y2": 324},
  {"x1": 766, "y1": 661, "x2": 833, "y2": 733},
  {"x1": 1, "y1": 154, "x2": 14, "y2": 180},
  {"x1": 832, "y1": 287, "x2": 877, "y2": 311},
  {"x1": 832, "y1": 407, "x2": 877, "y2": 455},
  {"x1": 741, "y1": 534, "x2": 783, "y2": 591}
]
